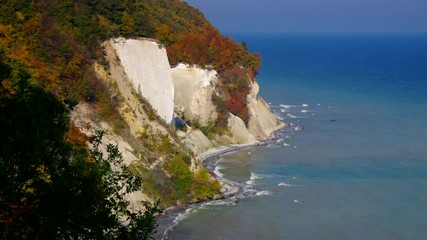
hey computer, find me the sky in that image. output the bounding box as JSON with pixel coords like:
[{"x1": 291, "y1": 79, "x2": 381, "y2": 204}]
[{"x1": 184, "y1": 0, "x2": 427, "y2": 33}]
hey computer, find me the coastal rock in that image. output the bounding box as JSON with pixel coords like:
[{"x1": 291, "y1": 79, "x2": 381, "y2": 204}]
[
  {"x1": 171, "y1": 64, "x2": 218, "y2": 125},
  {"x1": 227, "y1": 114, "x2": 257, "y2": 144},
  {"x1": 247, "y1": 81, "x2": 285, "y2": 139},
  {"x1": 181, "y1": 130, "x2": 214, "y2": 155},
  {"x1": 111, "y1": 38, "x2": 174, "y2": 124}
]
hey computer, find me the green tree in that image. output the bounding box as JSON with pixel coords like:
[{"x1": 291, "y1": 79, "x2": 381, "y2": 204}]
[
  {"x1": 0, "y1": 62, "x2": 162, "y2": 239},
  {"x1": 121, "y1": 11, "x2": 135, "y2": 37}
]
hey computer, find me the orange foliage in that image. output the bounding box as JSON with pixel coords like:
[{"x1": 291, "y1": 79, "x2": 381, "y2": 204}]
[
  {"x1": 219, "y1": 67, "x2": 252, "y2": 124},
  {"x1": 64, "y1": 124, "x2": 89, "y2": 148},
  {"x1": 227, "y1": 93, "x2": 249, "y2": 124},
  {"x1": 167, "y1": 28, "x2": 261, "y2": 75}
]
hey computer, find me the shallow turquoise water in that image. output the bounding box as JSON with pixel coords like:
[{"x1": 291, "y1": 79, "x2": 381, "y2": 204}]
[{"x1": 168, "y1": 34, "x2": 427, "y2": 240}]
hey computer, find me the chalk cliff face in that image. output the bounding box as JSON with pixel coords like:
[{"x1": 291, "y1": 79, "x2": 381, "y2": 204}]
[
  {"x1": 227, "y1": 114, "x2": 256, "y2": 143},
  {"x1": 171, "y1": 64, "x2": 284, "y2": 153},
  {"x1": 111, "y1": 38, "x2": 174, "y2": 124},
  {"x1": 99, "y1": 37, "x2": 282, "y2": 158},
  {"x1": 171, "y1": 64, "x2": 218, "y2": 125},
  {"x1": 247, "y1": 81, "x2": 283, "y2": 139},
  {"x1": 70, "y1": 37, "x2": 283, "y2": 209}
]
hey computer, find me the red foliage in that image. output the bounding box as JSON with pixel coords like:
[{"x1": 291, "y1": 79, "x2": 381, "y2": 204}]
[
  {"x1": 220, "y1": 67, "x2": 252, "y2": 124},
  {"x1": 167, "y1": 28, "x2": 261, "y2": 74},
  {"x1": 226, "y1": 93, "x2": 249, "y2": 124}
]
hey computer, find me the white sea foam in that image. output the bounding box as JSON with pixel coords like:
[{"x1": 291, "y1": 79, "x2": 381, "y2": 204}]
[
  {"x1": 278, "y1": 182, "x2": 293, "y2": 187},
  {"x1": 213, "y1": 165, "x2": 226, "y2": 178},
  {"x1": 294, "y1": 126, "x2": 303, "y2": 131},
  {"x1": 302, "y1": 104, "x2": 309, "y2": 107},
  {"x1": 283, "y1": 143, "x2": 291, "y2": 147},
  {"x1": 249, "y1": 172, "x2": 286, "y2": 181},
  {"x1": 280, "y1": 108, "x2": 288, "y2": 113},
  {"x1": 280, "y1": 104, "x2": 298, "y2": 109},
  {"x1": 301, "y1": 109, "x2": 310, "y2": 113},
  {"x1": 247, "y1": 175, "x2": 260, "y2": 184},
  {"x1": 286, "y1": 113, "x2": 304, "y2": 118},
  {"x1": 201, "y1": 199, "x2": 237, "y2": 209},
  {"x1": 256, "y1": 190, "x2": 273, "y2": 196},
  {"x1": 250, "y1": 172, "x2": 263, "y2": 180},
  {"x1": 293, "y1": 199, "x2": 301, "y2": 203},
  {"x1": 173, "y1": 208, "x2": 198, "y2": 224}
]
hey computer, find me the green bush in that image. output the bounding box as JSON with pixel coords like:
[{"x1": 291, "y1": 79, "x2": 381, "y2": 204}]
[
  {"x1": 0, "y1": 64, "x2": 161, "y2": 239},
  {"x1": 164, "y1": 154, "x2": 220, "y2": 203},
  {"x1": 192, "y1": 169, "x2": 221, "y2": 200}
]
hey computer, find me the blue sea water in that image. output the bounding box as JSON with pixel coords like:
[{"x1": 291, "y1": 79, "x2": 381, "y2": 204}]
[{"x1": 167, "y1": 34, "x2": 427, "y2": 240}]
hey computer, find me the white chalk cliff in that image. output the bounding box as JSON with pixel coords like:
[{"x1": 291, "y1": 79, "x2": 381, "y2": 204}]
[
  {"x1": 172, "y1": 64, "x2": 284, "y2": 152},
  {"x1": 111, "y1": 38, "x2": 174, "y2": 124},
  {"x1": 247, "y1": 80, "x2": 283, "y2": 139},
  {"x1": 103, "y1": 37, "x2": 282, "y2": 157},
  {"x1": 171, "y1": 64, "x2": 218, "y2": 125}
]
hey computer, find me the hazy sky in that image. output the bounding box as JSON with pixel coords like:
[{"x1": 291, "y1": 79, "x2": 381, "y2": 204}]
[{"x1": 184, "y1": 0, "x2": 427, "y2": 33}]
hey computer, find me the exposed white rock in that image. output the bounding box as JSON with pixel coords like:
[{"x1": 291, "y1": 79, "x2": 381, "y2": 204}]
[
  {"x1": 111, "y1": 38, "x2": 174, "y2": 124},
  {"x1": 70, "y1": 103, "x2": 138, "y2": 166},
  {"x1": 172, "y1": 64, "x2": 218, "y2": 125},
  {"x1": 126, "y1": 191, "x2": 149, "y2": 212},
  {"x1": 227, "y1": 114, "x2": 257, "y2": 144},
  {"x1": 71, "y1": 103, "x2": 150, "y2": 210},
  {"x1": 247, "y1": 81, "x2": 285, "y2": 139},
  {"x1": 181, "y1": 130, "x2": 214, "y2": 155}
]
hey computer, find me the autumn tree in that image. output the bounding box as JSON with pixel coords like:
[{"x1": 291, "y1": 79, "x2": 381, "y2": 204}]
[{"x1": 0, "y1": 62, "x2": 161, "y2": 239}]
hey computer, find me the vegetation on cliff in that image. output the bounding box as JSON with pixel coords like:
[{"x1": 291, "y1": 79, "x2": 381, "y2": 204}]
[
  {"x1": 0, "y1": 62, "x2": 161, "y2": 239},
  {"x1": 0, "y1": 0, "x2": 260, "y2": 124},
  {"x1": 0, "y1": 0, "x2": 262, "y2": 236}
]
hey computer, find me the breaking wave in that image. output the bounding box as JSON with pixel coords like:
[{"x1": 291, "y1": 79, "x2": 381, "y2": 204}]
[
  {"x1": 280, "y1": 104, "x2": 298, "y2": 109},
  {"x1": 256, "y1": 190, "x2": 273, "y2": 196},
  {"x1": 173, "y1": 208, "x2": 198, "y2": 224},
  {"x1": 200, "y1": 198, "x2": 237, "y2": 209},
  {"x1": 287, "y1": 114, "x2": 305, "y2": 119},
  {"x1": 213, "y1": 165, "x2": 226, "y2": 178},
  {"x1": 278, "y1": 182, "x2": 293, "y2": 187}
]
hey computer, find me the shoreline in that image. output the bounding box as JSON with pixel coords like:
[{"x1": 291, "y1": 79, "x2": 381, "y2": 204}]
[{"x1": 154, "y1": 125, "x2": 285, "y2": 240}]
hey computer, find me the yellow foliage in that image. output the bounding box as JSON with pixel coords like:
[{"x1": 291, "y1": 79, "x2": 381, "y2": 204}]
[
  {"x1": 1, "y1": 79, "x2": 17, "y2": 97},
  {"x1": 0, "y1": 24, "x2": 13, "y2": 47},
  {"x1": 36, "y1": 165, "x2": 52, "y2": 184}
]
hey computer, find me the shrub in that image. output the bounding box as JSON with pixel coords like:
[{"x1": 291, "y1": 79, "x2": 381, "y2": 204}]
[
  {"x1": 192, "y1": 169, "x2": 221, "y2": 200},
  {"x1": 0, "y1": 65, "x2": 162, "y2": 239}
]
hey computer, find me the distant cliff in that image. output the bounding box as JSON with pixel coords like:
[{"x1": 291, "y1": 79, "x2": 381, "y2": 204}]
[
  {"x1": 171, "y1": 63, "x2": 284, "y2": 155},
  {"x1": 83, "y1": 38, "x2": 283, "y2": 161}
]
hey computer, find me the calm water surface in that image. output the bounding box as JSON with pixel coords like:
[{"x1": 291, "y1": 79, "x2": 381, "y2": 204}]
[{"x1": 168, "y1": 34, "x2": 427, "y2": 240}]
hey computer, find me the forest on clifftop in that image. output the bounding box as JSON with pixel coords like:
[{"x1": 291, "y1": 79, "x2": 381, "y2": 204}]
[{"x1": 0, "y1": 0, "x2": 261, "y2": 238}]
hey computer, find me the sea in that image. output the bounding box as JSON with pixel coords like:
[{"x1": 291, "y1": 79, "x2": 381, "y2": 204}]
[{"x1": 166, "y1": 33, "x2": 427, "y2": 240}]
